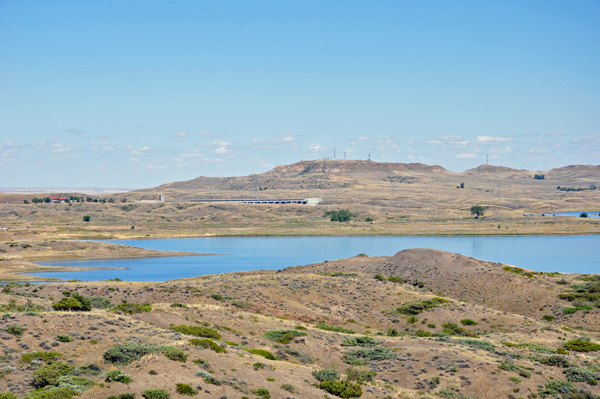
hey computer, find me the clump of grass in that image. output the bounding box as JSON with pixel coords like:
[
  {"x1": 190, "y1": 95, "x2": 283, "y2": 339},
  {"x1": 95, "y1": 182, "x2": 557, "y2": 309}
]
[
  {"x1": 341, "y1": 336, "x2": 379, "y2": 347},
  {"x1": 56, "y1": 334, "x2": 73, "y2": 343},
  {"x1": 460, "y1": 318, "x2": 478, "y2": 326},
  {"x1": 455, "y1": 339, "x2": 496, "y2": 352},
  {"x1": 312, "y1": 368, "x2": 340, "y2": 382},
  {"x1": 6, "y1": 324, "x2": 26, "y2": 337},
  {"x1": 170, "y1": 302, "x2": 188, "y2": 308},
  {"x1": 210, "y1": 294, "x2": 223, "y2": 301},
  {"x1": 319, "y1": 380, "x2": 362, "y2": 398},
  {"x1": 343, "y1": 347, "x2": 396, "y2": 366},
  {"x1": 105, "y1": 370, "x2": 132, "y2": 384},
  {"x1": 263, "y1": 329, "x2": 306, "y2": 344},
  {"x1": 141, "y1": 389, "x2": 170, "y2": 399},
  {"x1": 232, "y1": 300, "x2": 252, "y2": 308},
  {"x1": 396, "y1": 298, "x2": 450, "y2": 315},
  {"x1": 499, "y1": 361, "x2": 531, "y2": 378},
  {"x1": 246, "y1": 348, "x2": 277, "y2": 360},
  {"x1": 22, "y1": 352, "x2": 62, "y2": 364},
  {"x1": 175, "y1": 383, "x2": 198, "y2": 396},
  {"x1": 564, "y1": 339, "x2": 600, "y2": 352},
  {"x1": 189, "y1": 339, "x2": 227, "y2": 353},
  {"x1": 111, "y1": 302, "x2": 152, "y2": 314},
  {"x1": 170, "y1": 324, "x2": 221, "y2": 340},
  {"x1": 315, "y1": 323, "x2": 355, "y2": 334}
]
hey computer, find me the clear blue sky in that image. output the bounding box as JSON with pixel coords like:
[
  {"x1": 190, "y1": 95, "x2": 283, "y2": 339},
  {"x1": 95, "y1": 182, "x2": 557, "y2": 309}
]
[{"x1": 1, "y1": 1, "x2": 598, "y2": 188}]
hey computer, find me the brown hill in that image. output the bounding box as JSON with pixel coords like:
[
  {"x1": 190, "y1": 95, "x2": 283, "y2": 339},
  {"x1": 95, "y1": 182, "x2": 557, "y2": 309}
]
[{"x1": 283, "y1": 248, "x2": 563, "y2": 318}]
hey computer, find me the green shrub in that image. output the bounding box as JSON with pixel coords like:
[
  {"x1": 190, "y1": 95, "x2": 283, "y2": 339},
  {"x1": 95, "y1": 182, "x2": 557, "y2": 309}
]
[
  {"x1": 343, "y1": 347, "x2": 396, "y2": 365},
  {"x1": 387, "y1": 328, "x2": 399, "y2": 337},
  {"x1": 295, "y1": 325, "x2": 307, "y2": 330},
  {"x1": 263, "y1": 329, "x2": 307, "y2": 344},
  {"x1": 33, "y1": 362, "x2": 74, "y2": 387},
  {"x1": 499, "y1": 362, "x2": 531, "y2": 378},
  {"x1": 141, "y1": 389, "x2": 170, "y2": 399},
  {"x1": 542, "y1": 314, "x2": 555, "y2": 322},
  {"x1": 0, "y1": 394, "x2": 16, "y2": 399},
  {"x1": 189, "y1": 339, "x2": 227, "y2": 353},
  {"x1": 315, "y1": 323, "x2": 356, "y2": 334},
  {"x1": 252, "y1": 388, "x2": 271, "y2": 399},
  {"x1": 388, "y1": 275, "x2": 403, "y2": 283},
  {"x1": 538, "y1": 380, "x2": 575, "y2": 397},
  {"x1": 455, "y1": 339, "x2": 496, "y2": 352},
  {"x1": 341, "y1": 336, "x2": 379, "y2": 347},
  {"x1": 22, "y1": 352, "x2": 62, "y2": 364},
  {"x1": 89, "y1": 296, "x2": 112, "y2": 309},
  {"x1": 346, "y1": 367, "x2": 376, "y2": 383},
  {"x1": 170, "y1": 303, "x2": 188, "y2": 308},
  {"x1": 246, "y1": 349, "x2": 277, "y2": 360},
  {"x1": 415, "y1": 329, "x2": 432, "y2": 337},
  {"x1": 56, "y1": 335, "x2": 73, "y2": 343},
  {"x1": 460, "y1": 319, "x2": 478, "y2": 326},
  {"x1": 281, "y1": 383, "x2": 295, "y2": 393},
  {"x1": 159, "y1": 346, "x2": 188, "y2": 362},
  {"x1": 396, "y1": 298, "x2": 449, "y2": 315},
  {"x1": 51, "y1": 293, "x2": 92, "y2": 311},
  {"x1": 441, "y1": 322, "x2": 477, "y2": 337},
  {"x1": 312, "y1": 368, "x2": 340, "y2": 382},
  {"x1": 373, "y1": 274, "x2": 386, "y2": 281},
  {"x1": 175, "y1": 383, "x2": 198, "y2": 396},
  {"x1": 108, "y1": 394, "x2": 136, "y2": 399},
  {"x1": 110, "y1": 302, "x2": 151, "y2": 314},
  {"x1": 25, "y1": 387, "x2": 80, "y2": 399},
  {"x1": 210, "y1": 294, "x2": 223, "y2": 301},
  {"x1": 102, "y1": 344, "x2": 155, "y2": 365},
  {"x1": 169, "y1": 324, "x2": 221, "y2": 340},
  {"x1": 105, "y1": 370, "x2": 132, "y2": 384},
  {"x1": 564, "y1": 367, "x2": 600, "y2": 382},
  {"x1": 195, "y1": 370, "x2": 220, "y2": 385},
  {"x1": 564, "y1": 339, "x2": 600, "y2": 352},
  {"x1": 325, "y1": 209, "x2": 354, "y2": 222},
  {"x1": 534, "y1": 355, "x2": 571, "y2": 368},
  {"x1": 231, "y1": 300, "x2": 252, "y2": 308},
  {"x1": 192, "y1": 358, "x2": 208, "y2": 365},
  {"x1": 6, "y1": 324, "x2": 26, "y2": 337},
  {"x1": 319, "y1": 380, "x2": 363, "y2": 398}
]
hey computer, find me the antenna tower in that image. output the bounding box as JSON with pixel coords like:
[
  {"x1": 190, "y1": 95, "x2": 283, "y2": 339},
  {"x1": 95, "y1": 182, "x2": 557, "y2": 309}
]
[{"x1": 368, "y1": 152, "x2": 371, "y2": 161}]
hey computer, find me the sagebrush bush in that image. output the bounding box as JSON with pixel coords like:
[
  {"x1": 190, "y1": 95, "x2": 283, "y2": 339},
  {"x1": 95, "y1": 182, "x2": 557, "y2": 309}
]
[
  {"x1": 169, "y1": 324, "x2": 221, "y2": 340},
  {"x1": 252, "y1": 388, "x2": 271, "y2": 399},
  {"x1": 343, "y1": 347, "x2": 396, "y2": 366},
  {"x1": 90, "y1": 296, "x2": 112, "y2": 309},
  {"x1": 160, "y1": 346, "x2": 188, "y2": 362},
  {"x1": 189, "y1": 338, "x2": 227, "y2": 353},
  {"x1": 455, "y1": 339, "x2": 496, "y2": 352},
  {"x1": 319, "y1": 380, "x2": 362, "y2": 398},
  {"x1": 141, "y1": 389, "x2": 170, "y2": 399},
  {"x1": 56, "y1": 335, "x2": 73, "y2": 343},
  {"x1": 103, "y1": 344, "x2": 155, "y2": 365},
  {"x1": 6, "y1": 324, "x2": 26, "y2": 337},
  {"x1": 341, "y1": 336, "x2": 378, "y2": 347},
  {"x1": 315, "y1": 324, "x2": 356, "y2": 334},
  {"x1": 346, "y1": 367, "x2": 376, "y2": 383},
  {"x1": 22, "y1": 352, "x2": 62, "y2": 364},
  {"x1": 263, "y1": 329, "x2": 306, "y2": 344},
  {"x1": 246, "y1": 348, "x2": 277, "y2": 360},
  {"x1": 105, "y1": 370, "x2": 132, "y2": 384},
  {"x1": 564, "y1": 339, "x2": 600, "y2": 352},
  {"x1": 175, "y1": 383, "x2": 198, "y2": 396},
  {"x1": 33, "y1": 362, "x2": 74, "y2": 387},
  {"x1": 499, "y1": 361, "x2": 531, "y2": 378},
  {"x1": 312, "y1": 368, "x2": 340, "y2": 382},
  {"x1": 170, "y1": 303, "x2": 188, "y2": 308},
  {"x1": 108, "y1": 394, "x2": 135, "y2": 399},
  {"x1": 195, "y1": 370, "x2": 220, "y2": 385},
  {"x1": 396, "y1": 298, "x2": 449, "y2": 315},
  {"x1": 110, "y1": 302, "x2": 151, "y2": 314},
  {"x1": 460, "y1": 318, "x2": 478, "y2": 326}
]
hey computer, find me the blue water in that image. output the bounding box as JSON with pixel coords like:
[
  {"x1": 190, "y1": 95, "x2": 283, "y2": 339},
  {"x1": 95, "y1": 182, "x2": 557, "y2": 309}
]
[
  {"x1": 30, "y1": 235, "x2": 600, "y2": 281},
  {"x1": 538, "y1": 211, "x2": 600, "y2": 219}
]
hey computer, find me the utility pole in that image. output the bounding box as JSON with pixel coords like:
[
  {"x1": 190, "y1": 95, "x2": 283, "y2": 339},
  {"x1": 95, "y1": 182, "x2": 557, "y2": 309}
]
[
  {"x1": 334, "y1": 144, "x2": 336, "y2": 160},
  {"x1": 487, "y1": 154, "x2": 489, "y2": 165},
  {"x1": 368, "y1": 153, "x2": 371, "y2": 161}
]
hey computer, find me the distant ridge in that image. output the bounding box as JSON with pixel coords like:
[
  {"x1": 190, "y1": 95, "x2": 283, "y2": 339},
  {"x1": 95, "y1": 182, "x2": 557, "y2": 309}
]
[{"x1": 132, "y1": 159, "x2": 600, "y2": 196}]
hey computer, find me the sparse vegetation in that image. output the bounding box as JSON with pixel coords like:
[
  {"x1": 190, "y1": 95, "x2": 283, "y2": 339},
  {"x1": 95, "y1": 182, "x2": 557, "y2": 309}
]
[
  {"x1": 263, "y1": 329, "x2": 307, "y2": 344},
  {"x1": 170, "y1": 324, "x2": 221, "y2": 339},
  {"x1": 110, "y1": 302, "x2": 152, "y2": 314},
  {"x1": 315, "y1": 323, "x2": 356, "y2": 334},
  {"x1": 396, "y1": 297, "x2": 450, "y2": 315}
]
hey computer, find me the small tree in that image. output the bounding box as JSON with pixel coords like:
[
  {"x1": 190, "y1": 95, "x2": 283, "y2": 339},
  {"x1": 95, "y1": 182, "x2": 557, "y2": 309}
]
[
  {"x1": 83, "y1": 215, "x2": 91, "y2": 222},
  {"x1": 460, "y1": 182, "x2": 464, "y2": 189},
  {"x1": 470, "y1": 205, "x2": 485, "y2": 218},
  {"x1": 23, "y1": 200, "x2": 29, "y2": 204}
]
